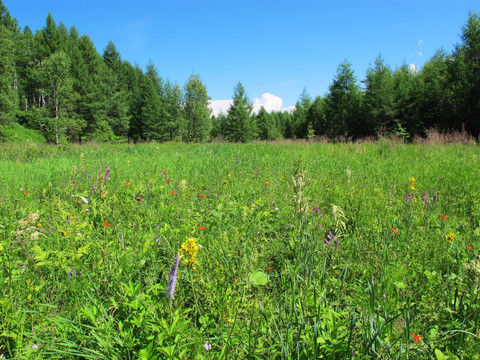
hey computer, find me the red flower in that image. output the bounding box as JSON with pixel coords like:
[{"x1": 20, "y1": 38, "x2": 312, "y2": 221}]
[
  {"x1": 166, "y1": 179, "x2": 171, "y2": 182},
  {"x1": 467, "y1": 246, "x2": 472, "y2": 250},
  {"x1": 162, "y1": 170, "x2": 167, "y2": 173},
  {"x1": 125, "y1": 183, "x2": 131, "y2": 187},
  {"x1": 199, "y1": 194, "x2": 206, "y2": 198},
  {"x1": 197, "y1": 226, "x2": 205, "y2": 230},
  {"x1": 263, "y1": 181, "x2": 268, "y2": 186},
  {"x1": 411, "y1": 333, "x2": 421, "y2": 343},
  {"x1": 171, "y1": 191, "x2": 176, "y2": 195},
  {"x1": 391, "y1": 228, "x2": 397, "y2": 234},
  {"x1": 441, "y1": 215, "x2": 447, "y2": 220},
  {"x1": 102, "y1": 221, "x2": 109, "y2": 227},
  {"x1": 267, "y1": 267, "x2": 272, "y2": 271},
  {"x1": 25, "y1": 190, "x2": 29, "y2": 194},
  {"x1": 137, "y1": 196, "x2": 144, "y2": 200}
]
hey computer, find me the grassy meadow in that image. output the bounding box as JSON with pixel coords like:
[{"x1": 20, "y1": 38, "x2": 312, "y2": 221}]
[{"x1": 0, "y1": 140, "x2": 479, "y2": 359}]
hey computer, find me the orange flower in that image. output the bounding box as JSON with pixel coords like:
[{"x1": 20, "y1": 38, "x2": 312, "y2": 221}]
[
  {"x1": 162, "y1": 170, "x2": 167, "y2": 173},
  {"x1": 411, "y1": 333, "x2": 421, "y2": 343},
  {"x1": 84, "y1": 165, "x2": 88, "y2": 168},
  {"x1": 171, "y1": 191, "x2": 176, "y2": 195},
  {"x1": 263, "y1": 181, "x2": 268, "y2": 186},
  {"x1": 101, "y1": 192, "x2": 106, "y2": 197},
  {"x1": 467, "y1": 246, "x2": 472, "y2": 250},
  {"x1": 137, "y1": 196, "x2": 144, "y2": 200},
  {"x1": 25, "y1": 190, "x2": 29, "y2": 194},
  {"x1": 199, "y1": 194, "x2": 206, "y2": 198},
  {"x1": 102, "y1": 221, "x2": 109, "y2": 227},
  {"x1": 125, "y1": 183, "x2": 131, "y2": 187},
  {"x1": 267, "y1": 267, "x2": 272, "y2": 271},
  {"x1": 197, "y1": 226, "x2": 205, "y2": 230},
  {"x1": 166, "y1": 179, "x2": 171, "y2": 182},
  {"x1": 441, "y1": 215, "x2": 447, "y2": 220},
  {"x1": 391, "y1": 228, "x2": 397, "y2": 234}
]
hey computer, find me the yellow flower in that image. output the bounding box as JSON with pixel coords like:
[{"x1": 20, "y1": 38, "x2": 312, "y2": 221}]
[
  {"x1": 446, "y1": 233, "x2": 455, "y2": 244},
  {"x1": 409, "y1": 177, "x2": 416, "y2": 190},
  {"x1": 179, "y1": 237, "x2": 199, "y2": 267}
]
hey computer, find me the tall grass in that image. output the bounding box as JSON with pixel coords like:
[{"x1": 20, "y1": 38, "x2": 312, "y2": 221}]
[{"x1": 0, "y1": 141, "x2": 479, "y2": 359}]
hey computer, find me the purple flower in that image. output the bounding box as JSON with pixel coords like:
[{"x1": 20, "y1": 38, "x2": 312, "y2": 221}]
[
  {"x1": 312, "y1": 206, "x2": 320, "y2": 213},
  {"x1": 203, "y1": 344, "x2": 212, "y2": 350},
  {"x1": 165, "y1": 255, "x2": 180, "y2": 299},
  {"x1": 319, "y1": 210, "x2": 325, "y2": 217},
  {"x1": 67, "y1": 216, "x2": 70, "y2": 226},
  {"x1": 31, "y1": 344, "x2": 38, "y2": 349},
  {"x1": 329, "y1": 231, "x2": 338, "y2": 247},
  {"x1": 68, "y1": 270, "x2": 72, "y2": 282},
  {"x1": 104, "y1": 169, "x2": 111, "y2": 181},
  {"x1": 325, "y1": 238, "x2": 330, "y2": 246}
]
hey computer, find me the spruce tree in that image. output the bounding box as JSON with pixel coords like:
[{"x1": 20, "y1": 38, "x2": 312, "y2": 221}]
[{"x1": 226, "y1": 82, "x2": 255, "y2": 142}]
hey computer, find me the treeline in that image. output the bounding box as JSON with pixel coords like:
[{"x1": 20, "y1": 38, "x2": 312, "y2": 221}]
[{"x1": 0, "y1": 2, "x2": 479, "y2": 143}]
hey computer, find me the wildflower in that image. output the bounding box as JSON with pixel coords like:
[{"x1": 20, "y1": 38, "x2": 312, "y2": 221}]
[
  {"x1": 199, "y1": 194, "x2": 206, "y2": 198},
  {"x1": 263, "y1": 181, "x2": 268, "y2": 186},
  {"x1": 165, "y1": 254, "x2": 180, "y2": 299},
  {"x1": 166, "y1": 178, "x2": 171, "y2": 182},
  {"x1": 441, "y1": 215, "x2": 447, "y2": 220},
  {"x1": 180, "y1": 237, "x2": 199, "y2": 267},
  {"x1": 102, "y1": 221, "x2": 110, "y2": 227},
  {"x1": 98, "y1": 260, "x2": 102, "y2": 266},
  {"x1": 446, "y1": 232, "x2": 455, "y2": 244},
  {"x1": 311, "y1": 205, "x2": 320, "y2": 213},
  {"x1": 411, "y1": 333, "x2": 421, "y2": 343},
  {"x1": 25, "y1": 190, "x2": 29, "y2": 194},
  {"x1": 67, "y1": 216, "x2": 70, "y2": 226},
  {"x1": 203, "y1": 344, "x2": 212, "y2": 350},
  {"x1": 37, "y1": 223, "x2": 42, "y2": 227},
  {"x1": 409, "y1": 177, "x2": 416, "y2": 190},
  {"x1": 76, "y1": 232, "x2": 82, "y2": 236},
  {"x1": 325, "y1": 238, "x2": 330, "y2": 246},
  {"x1": 392, "y1": 228, "x2": 397, "y2": 234},
  {"x1": 31, "y1": 344, "x2": 39, "y2": 349},
  {"x1": 329, "y1": 231, "x2": 338, "y2": 247},
  {"x1": 125, "y1": 183, "x2": 131, "y2": 187},
  {"x1": 197, "y1": 226, "x2": 205, "y2": 230},
  {"x1": 104, "y1": 169, "x2": 111, "y2": 181},
  {"x1": 137, "y1": 196, "x2": 144, "y2": 200},
  {"x1": 227, "y1": 173, "x2": 231, "y2": 178},
  {"x1": 171, "y1": 191, "x2": 176, "y2": 195},
  {"x1": 162, "y1": 170, "x2": 167, "y2": 173},
  {"x1": 101, "y1": 192, "x2": 106, "y2": 197},
  {"x1": 467, "y1": 246, "x2": 472, "y2": 250},
  {"x1": 267, "y1": 267, "x2": 272, "y2": 271},
  {"x1": 78, "y1": 196, "x2": 88, "y2": 204}
]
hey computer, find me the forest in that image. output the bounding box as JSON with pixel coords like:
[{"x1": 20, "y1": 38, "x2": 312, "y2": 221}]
[{"x1": 0, "y1": 2, "x2": 479, "y2": 144}]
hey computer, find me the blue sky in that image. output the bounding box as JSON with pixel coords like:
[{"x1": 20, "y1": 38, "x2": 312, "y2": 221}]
[{"x1": 4, "y1": 0, "x2": 479, "y2": 115}]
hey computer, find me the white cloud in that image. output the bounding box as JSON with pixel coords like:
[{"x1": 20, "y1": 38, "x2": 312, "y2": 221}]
[
  {"x1": 409, "y1": 63, "x2": 418, "y2": 73},
  {"x1": 209, "y1": 93, "x2": 295, "y2": 117},
  {"x1": 208, "y1": 100, "x2": 233, "y2": 117}
]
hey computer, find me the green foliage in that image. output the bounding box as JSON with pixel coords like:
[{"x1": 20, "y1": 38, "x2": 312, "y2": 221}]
[
  {"x1": 226, "y1": 82, "x2": 256, "y2": 142},
  {"x1": 183, "y1": 74, "x2": 212, "y2": 143}
]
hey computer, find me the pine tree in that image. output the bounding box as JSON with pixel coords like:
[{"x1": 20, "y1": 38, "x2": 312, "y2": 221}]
[
  {"x1": 226, "y1": 82, "x2": 255, "y2": 142},
  {"x1": 324, "y1": 61, "x2": 362, "y2": 138}
]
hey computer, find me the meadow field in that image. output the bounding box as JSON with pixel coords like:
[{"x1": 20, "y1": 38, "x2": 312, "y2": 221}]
[{"x1": 0, "y1": 140, "x2": 479, "y2": 359}]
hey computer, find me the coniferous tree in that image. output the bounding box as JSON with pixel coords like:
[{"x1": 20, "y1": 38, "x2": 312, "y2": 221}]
[
  {"x1": 291, "y1": 88, "x2": 312, "y2": 138},
  {"x1": 164, "y1": 81, "x2": 184, "y2": 141},
  {"x1": 452, "y1": 12, "x2": 480, "y2": 137},
  {"x1": 0, "y1": 24, "x2": 17, "y2": 123},
  {"x1": 183, "y1": 74, "x2": 211, "y2": 142},
  {"x1": 362, "y1": 56, "x2": 395, "y2": 136},
  {"x1": 226, "y1": 82, "x2": 255, "y2": 142},
  {"x1": 324, "y1": 61, "x2": 362, "y2": 138}
]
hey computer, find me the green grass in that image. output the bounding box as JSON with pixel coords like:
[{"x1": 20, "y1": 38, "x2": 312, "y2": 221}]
[{"x1": 0, "y1": 141, "x2": 479, "y2": 359}]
